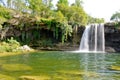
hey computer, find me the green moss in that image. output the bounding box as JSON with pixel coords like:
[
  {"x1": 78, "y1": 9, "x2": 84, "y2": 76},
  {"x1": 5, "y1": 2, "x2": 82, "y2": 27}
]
[
  {"x1": 0, "y1": 74, "x2": 15, "y2": 80},
  {"x1": 19, "y1": 75, "x2": 50, "y2": 80},
  {"x1": 57, "y1": 70, "x2": 99, "y2": 78},
  {"x1": 2, "y1": 64, "x2": 32, "y2": 71},
  {"x1": 110, "y1": 66, "x2": 120, "y2": 71}
]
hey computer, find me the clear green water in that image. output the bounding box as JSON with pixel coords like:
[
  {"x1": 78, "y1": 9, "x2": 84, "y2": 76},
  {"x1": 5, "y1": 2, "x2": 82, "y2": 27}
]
[{"x1": 0, "y1": 51, "x2": 120, "y2": 80}]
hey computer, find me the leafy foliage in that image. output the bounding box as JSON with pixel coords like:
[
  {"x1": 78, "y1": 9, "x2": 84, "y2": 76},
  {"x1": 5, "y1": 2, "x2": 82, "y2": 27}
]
[
  {"x1": 57, "y1": 1, "x2": 88, "y2": 26},
  {"x1": 28, "y1": 0, "x2": 43, "y2": 14},
  {"x1": 74, "y1": 0, "x2": 83, "y2": 7},
  {"x1": 57, "y1": 3, "x2": 69, "y2": 17},
  {"x1": 0, "y1": 0, "x2": 5, "y2": 6},
  {"x1": 58, "y1": 0, "x2": 69, "y2": 6},
  {"x1": 114, "y1": 22, "x2": 120, "y2": 29},
  {"x1": 0, "y1": 24, "x2": 2, "y2": 29},
  {"x1": 0, "y1": 0, "x2": 106, "y2": 47},
  {"x1": 87, "y1": 15, "x2": 104, "y2": 24},
  {"x1": 54, "y1": 11, "x2": 67, "y2": 23},
  {"x1": 61, "y1": 23, "x2": 72, "y2": 43},
  {"x1": 69, "y1": 5, "x2": 88, "y2": 25},
  {"x1": 0, "y1": 16, "x2": 7, "y2": 24},
  {"x1": 0, "y1": 37, "x2": 20, "y2": 52},
  {"x1": 39, "y1": 18, "x2": 72, "y2": 43},
  {"x1": 6, "y1": 0, "x2": 28, "y2": 12},
  {"x1": 0, "y1": 6, "x2": 12, "y2": 20},
  {"x1": 110, "y1": 12, "x2": 120, "y2": 22},
  {"x1": 42, "y1": 0, "x2": 53, "y2": 8},
  {"x1": 110, "y1": 12, "x2": 120, "y2": 28}
]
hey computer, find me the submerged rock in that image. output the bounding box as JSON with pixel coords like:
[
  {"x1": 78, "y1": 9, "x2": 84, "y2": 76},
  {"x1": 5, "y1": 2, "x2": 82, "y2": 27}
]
[
  {"x1": 109, "y1": 66, "x2": 120, "y2": 71},
  {"x1": 105, "y1": 47, "x2": 116, "y2": 53}
]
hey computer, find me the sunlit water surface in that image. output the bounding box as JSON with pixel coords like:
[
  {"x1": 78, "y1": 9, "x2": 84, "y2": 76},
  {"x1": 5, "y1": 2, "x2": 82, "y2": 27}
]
[{"x1": 0, "y1": 51, "x2": 120, "y2": 80}]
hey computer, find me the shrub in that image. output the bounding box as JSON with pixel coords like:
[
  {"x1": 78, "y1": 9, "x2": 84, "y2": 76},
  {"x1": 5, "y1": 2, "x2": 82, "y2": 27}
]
[
  {"x1": 0, "y1": 24, "x2": 2, "y2": 29},
  {"x1": 0, "y1": 37, "x2": 21, "y2": 52}
]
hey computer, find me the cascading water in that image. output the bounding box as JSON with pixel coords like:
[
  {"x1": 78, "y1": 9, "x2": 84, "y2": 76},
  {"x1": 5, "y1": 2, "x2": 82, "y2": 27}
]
[{"x1": 79, "y1": 24, "x2": 105, "y2": 52}]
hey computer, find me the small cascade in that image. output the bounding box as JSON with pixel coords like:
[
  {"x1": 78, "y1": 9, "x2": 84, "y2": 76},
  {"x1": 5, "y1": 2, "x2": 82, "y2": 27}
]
[{"x1": 79, "y1": 24, "x2": 105, "y2": 52}]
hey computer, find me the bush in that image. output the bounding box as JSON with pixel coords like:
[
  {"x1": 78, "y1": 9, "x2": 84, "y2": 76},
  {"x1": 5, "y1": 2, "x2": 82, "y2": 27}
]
[
  {"x1": 0, "y1": 37, "x2": 21, "y2": 52},
  {"x1": 115, "y1": 22, "x2": 120, "y2": 29},
  {"x1": 0, "y1": 16, "x2": 7, "y2": 24},
  {"x1": 0, "y1": 24, "x2": 2, "y2": 29}
]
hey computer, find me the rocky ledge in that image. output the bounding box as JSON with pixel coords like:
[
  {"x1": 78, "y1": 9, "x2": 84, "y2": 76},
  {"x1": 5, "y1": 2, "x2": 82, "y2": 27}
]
[{"x1": 104, "y1": 23, "x2": 120, "y2": 53}]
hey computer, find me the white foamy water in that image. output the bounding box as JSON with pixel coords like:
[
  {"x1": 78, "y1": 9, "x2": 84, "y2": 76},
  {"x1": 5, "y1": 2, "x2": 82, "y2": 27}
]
[{"x1": 79, "y1": 24, "x2": 105, "y2": 52}]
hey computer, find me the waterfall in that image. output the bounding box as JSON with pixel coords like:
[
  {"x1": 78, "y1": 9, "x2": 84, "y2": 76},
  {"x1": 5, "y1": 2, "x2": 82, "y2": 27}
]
[{"x1": 79, "y1": 24, "x2": 105, "y2": 52}]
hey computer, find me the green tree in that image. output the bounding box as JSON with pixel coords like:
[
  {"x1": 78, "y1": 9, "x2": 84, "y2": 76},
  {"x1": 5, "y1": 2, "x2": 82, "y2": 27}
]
[
  {"x1": 68, "y1": 5, "x2": 87, "y2": 25},
  {"x1": 57, "y1": 3, "x2": 69, "y2": 17},
  {"x1": 110, "y1": 12, "x2": 120, "y2": 22},
  {"x1": 57, "y1": 0, "x2": 87, "y2": 26},
  {"x1": 57, "y1": 0, "x2": 69, "y2": 17},
  {"x1": 28, "y1": 0, "x2": 42, "y2": 14},
  {"x1": 14, "y1": 0, "x2": 27, "y2": 11},
  {"x1": 7, "y1": 0, "x2": 12, "y2": 8},
  {"x1": 0, "y1": 6, "x2": 12, "y2": 20},
  {"x1": 41, "y1": 0, "x2": 54, "y2": 18},
  {"x1": 54, "y1": 11, "x2": 67, "y2": 23},
  {"x1": 87, "y1": 15, "x2": 104, "y2": 24},
  {"x1": 75, "y1": 0, "x2": 83, "y2": 7},
  {"x1": 28, "y1": 0, "x2": 51, "y2": 17},
  {"x1": 6, "y1": 0, "x2": 28, "y2": 12},
  {"x1": 0, "y1": 0, "x2": 5, "y2": 6},
  {"x1": 58, "y1": 0, "x2": 68, "y2": 6},
  {"x1": 42, "y1": 0, "x2": 53, "y2": 9},
  {"x1": 110, "y1": 12, "x2": 120, "y2": 28}
]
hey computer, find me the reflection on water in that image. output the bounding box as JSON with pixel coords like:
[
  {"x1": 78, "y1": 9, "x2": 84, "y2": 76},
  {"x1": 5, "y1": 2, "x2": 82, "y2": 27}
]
[
  {"x1": 79, "y1": 53, "x2": 120, "y2": 80},
  {"x1": 81, "y1": 53, "x2": 105, "y2": 80},
  {"x1": 0, "y1": 51, "x2": 120, "y2": 80}
]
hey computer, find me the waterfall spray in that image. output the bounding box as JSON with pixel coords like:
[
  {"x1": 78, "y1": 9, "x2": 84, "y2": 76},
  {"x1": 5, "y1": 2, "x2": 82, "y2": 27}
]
[{"x1": 79, "y1": 24, "x2": 105, "y2": 52}]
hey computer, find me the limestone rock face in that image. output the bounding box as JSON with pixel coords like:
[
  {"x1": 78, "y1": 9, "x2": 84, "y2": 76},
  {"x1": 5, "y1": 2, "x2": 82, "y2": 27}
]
[{"x1": 104, "y1": 23, "x2": 120, "y2": 52}]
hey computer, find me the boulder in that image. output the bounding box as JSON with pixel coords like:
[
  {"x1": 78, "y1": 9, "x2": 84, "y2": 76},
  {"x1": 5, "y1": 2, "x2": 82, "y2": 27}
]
[
  {"x1": 18, "y1": 45, "x2": 31, "y2": 51},
  {"x1": 105, "y1": 47, "x2": 116, "y2": 53}
]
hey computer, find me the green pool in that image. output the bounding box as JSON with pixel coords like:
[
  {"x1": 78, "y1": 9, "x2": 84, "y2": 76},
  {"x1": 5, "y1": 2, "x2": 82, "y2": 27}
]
[{"x1": 0, "y1": 51, "x2": 120, "y2": 80}]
